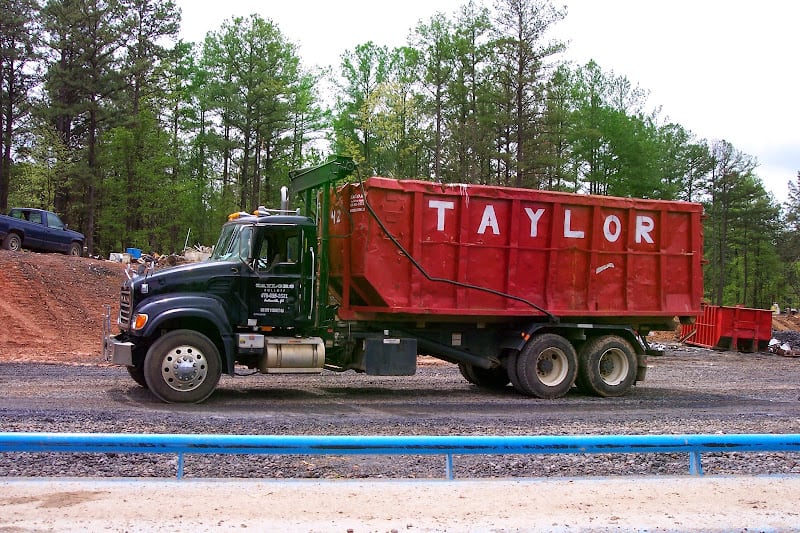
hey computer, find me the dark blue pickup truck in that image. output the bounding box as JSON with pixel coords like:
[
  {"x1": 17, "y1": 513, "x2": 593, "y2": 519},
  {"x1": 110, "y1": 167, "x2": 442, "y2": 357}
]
[{"x1": 0, "y1": 208, "x2": 85, "y2": 256}]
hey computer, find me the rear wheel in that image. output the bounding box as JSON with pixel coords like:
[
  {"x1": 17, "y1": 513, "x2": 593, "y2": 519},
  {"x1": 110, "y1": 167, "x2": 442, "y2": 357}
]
[
  {"x1": 143, "y1": 330, "x2": 221, "y2": 403},
  {"x1": 514, "y1": 333, "x2": 577, "y2": 399},
  {"x1": 576, "y1": 335, "x2": 637, "y2": 397},
  {"x1": 506, "y1": 352, "x2": 523, "y2": 391},
  {"x1": 457, "y1": 362, "x2": 473, "y2": 382},
  {"x1": 458, "y1": 362, "x2": 509, "y2": 389},
  {"x1": 3, "y1": 233, "x2": 21, "y2": 251}
]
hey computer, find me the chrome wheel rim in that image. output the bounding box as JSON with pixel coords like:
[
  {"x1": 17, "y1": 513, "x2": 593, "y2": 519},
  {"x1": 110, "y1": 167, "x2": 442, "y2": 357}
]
[{"x1": 160, "y1": 345, "x2": 208, "y2": 392}]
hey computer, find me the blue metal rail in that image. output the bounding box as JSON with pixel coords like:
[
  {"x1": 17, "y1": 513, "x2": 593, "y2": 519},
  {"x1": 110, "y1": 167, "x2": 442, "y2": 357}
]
[{"x1": 1, "y1": 432, "x2": 799, "y2": 480}]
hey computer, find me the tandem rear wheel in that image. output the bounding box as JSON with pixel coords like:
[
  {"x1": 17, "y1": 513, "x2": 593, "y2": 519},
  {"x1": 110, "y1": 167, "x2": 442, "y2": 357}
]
[
  {"x1": 575, "y1": 335, "x2": 637, "y2": 397},
  {"x1": 505, "y1": 333, "x2": 638, "y2": 398},
  {"x1": 509, "y1": 333, "x2": 578, "y2": 399}
]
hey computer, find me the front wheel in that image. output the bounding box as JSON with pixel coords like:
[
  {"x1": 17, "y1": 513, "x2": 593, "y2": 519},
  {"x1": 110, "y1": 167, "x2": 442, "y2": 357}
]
[
  {"x1": 67, "y1": 242, "x2": 82, "y2": 256},
  {"x1": 143, "y1": 330, "x2": 222, "y2": 403},
  {"x1": 514, "y1": 333, "x2": 577, "y2": 399},
  {"x1": 576, "y1": 335, "x2": 637, "y2": 397},
  {"x1": 126, "y1": 363, "x2": 148, "y2": 388}
]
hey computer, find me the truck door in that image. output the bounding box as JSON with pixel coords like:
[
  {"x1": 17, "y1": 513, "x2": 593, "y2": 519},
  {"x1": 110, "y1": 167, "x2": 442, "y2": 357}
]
[
  {"x1": 43, "y1": 211, "x2": 69, "y2": 253},
  {"x1": 244, "y1": 225, "x2": 313, "y2": 329},
  {"x1": 23, "y1": 210, "x2": 46, "y2": 249}
]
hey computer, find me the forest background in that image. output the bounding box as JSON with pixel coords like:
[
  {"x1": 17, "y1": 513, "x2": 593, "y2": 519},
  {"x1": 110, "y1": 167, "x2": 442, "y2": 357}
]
[{"x1": 2, "y1": 0, "x2": 800, "y2": 310}]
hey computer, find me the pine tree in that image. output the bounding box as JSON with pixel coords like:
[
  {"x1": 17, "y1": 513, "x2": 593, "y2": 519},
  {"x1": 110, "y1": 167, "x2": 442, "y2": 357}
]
[{"x1": 0, "y1": 0, "x2": 41, "y2": 212}]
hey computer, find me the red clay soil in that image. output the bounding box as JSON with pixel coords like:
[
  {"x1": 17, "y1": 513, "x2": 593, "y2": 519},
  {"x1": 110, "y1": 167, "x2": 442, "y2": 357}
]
[{"x1": 0, "y1": 250, "x2": 125, "y2": 365}]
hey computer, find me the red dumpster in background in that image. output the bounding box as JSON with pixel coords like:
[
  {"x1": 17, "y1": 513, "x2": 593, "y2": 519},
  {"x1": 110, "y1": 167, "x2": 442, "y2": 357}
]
[{"x1": 681, "y1": 304, "x2": 773, "y2": 352}]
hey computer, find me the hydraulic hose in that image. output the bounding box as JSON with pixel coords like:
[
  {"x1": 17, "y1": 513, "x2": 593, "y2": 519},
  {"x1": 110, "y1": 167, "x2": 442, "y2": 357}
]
[{"x1": 354, "y1": 173, "x2": 558, "y2": 323}]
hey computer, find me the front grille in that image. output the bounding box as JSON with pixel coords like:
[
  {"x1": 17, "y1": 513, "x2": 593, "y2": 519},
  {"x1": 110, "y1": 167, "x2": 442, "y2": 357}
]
[{"x1": 119, "y1": 285, "x2": 132, "y2": 329}]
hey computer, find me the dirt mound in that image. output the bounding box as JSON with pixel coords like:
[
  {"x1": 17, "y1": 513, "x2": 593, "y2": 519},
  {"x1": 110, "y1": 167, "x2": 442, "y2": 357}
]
[
  {"x1": 0, "y1": 250, "x2": 126, "y2": 365},
  {"x1": 771, "y1": 314, "x2": 800, "y2": 331}
]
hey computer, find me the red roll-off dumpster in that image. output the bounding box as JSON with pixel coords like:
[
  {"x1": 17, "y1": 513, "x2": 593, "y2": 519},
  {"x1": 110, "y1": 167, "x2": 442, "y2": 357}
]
[
  {"x1": 680, "y1": 304, "x2": 773, "y2": 352},
  {"x1": 329, "y1": 178, "x2": 703, "y2": 327}
]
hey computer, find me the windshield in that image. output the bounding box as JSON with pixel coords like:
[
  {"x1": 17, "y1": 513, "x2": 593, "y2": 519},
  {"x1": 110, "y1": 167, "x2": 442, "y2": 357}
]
[{"x1": 209, "y1": 224, "x2": 253, "y2": 262}]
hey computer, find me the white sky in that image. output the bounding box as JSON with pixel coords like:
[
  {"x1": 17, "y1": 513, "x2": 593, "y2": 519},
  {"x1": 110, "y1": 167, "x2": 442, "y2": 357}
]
[{"x1": 175, "y1": 0, "x2": 799, "y2": 201}]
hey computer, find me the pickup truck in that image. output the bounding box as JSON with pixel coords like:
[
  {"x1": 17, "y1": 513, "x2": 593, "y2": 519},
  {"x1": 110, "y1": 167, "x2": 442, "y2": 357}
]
[{"x1": 0, "y1": 208, "x2": 85, "y2": 256}]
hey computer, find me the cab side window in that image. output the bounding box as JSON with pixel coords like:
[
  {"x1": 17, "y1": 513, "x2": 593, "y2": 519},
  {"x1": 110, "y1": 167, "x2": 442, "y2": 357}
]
[
  {"x1": 285, "y1": 235, "x2": 299, "y2": 263},
  {"x1": 257, "y1": 239, "x2": 275, "y2": 270},
  {"x1": 255, "y1": 230, "x2": 300, "y2": 273}
]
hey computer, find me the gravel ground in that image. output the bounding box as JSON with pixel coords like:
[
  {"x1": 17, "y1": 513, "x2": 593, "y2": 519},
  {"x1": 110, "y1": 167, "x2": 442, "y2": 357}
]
[{"x1": 2, "y1": 346, "x2": 800, "y2": 480}]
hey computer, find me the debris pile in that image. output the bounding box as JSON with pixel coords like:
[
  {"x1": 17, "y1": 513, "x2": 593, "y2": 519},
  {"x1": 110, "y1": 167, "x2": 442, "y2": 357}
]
[
  {"x1": 108, "y1": 245, "x2": 211, "y2": 268},
  {"x1": 768, "y1": 331, "x2": 800, "y2": 357}
]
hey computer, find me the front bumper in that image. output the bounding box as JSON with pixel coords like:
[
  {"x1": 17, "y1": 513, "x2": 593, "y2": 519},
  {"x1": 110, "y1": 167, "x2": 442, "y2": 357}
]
[
  {"x1": 102, "y1": 303, "x2": 134, "y2": 366},
  {"x1": 103, "y1": 334, "x2": 134, "y2": 366}
]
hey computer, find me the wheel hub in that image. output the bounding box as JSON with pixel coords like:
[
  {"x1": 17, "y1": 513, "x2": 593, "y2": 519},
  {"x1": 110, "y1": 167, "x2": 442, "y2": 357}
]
[
  {"x1": 537, "y1": 350, "x2": 568, "y2": 386},
  {"x1": 161, "y1": 346, "x2": 207, "y2": 392},
  {"x1": 174, "y1": 358, "x2": 198, "y2": 381},
  {"x1": 598, "y1": 349, "x2": 628, "y2": 385}
]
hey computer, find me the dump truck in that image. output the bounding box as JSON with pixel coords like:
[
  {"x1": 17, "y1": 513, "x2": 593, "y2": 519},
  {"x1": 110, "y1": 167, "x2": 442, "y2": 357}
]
[{"x1": 103, "y1": 156, "x2": 704, "y2": 403}]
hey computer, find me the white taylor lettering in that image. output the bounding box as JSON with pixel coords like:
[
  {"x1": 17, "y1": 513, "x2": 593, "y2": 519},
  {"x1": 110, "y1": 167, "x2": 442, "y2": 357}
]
[
  {"x1": 427, "y1": 201, "x2": 656, "y2": 245},
  {"x1": 603, "y1": 215, "x2": 621, "y2": 242},
  {"x1": 563, "y1": 209, "x2": 585, "y2": 239},
  {"x1": 635, "y1": 215, "x2": 654, "y2": 243},
  {"x1": 524, "y1": 207, "x2": 545, "y2": 237},
  {"x1": 428, "y1": 200, "x2": 454, "y2": 231},
  {"x1": 477, "y1": 205, "x2": 500, "y2": 234}
]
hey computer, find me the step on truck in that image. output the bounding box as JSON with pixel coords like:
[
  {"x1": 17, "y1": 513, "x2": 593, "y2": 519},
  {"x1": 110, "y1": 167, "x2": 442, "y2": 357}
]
[{"x1": 103, "y1": 156, "x2": 704, "y2": 403}]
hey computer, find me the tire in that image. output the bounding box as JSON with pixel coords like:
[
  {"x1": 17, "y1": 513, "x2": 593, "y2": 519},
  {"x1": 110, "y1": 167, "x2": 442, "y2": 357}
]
[
  {"x1": 458, "y1": 362, "x2": 509, "y2": 389},
  {"x1": 514, "y1": 333, "x2": 578, "y2": 399},
  {"x1": 3, "y1": 233, "x2": 21, "y2": 251},
  {"x1": 143, "y1": 329, "x2": 222, "y2": 403},
  {"x1": 68, "y1": 242, "x2": 82, "y2": 256},
  {"x1": 458, "y1": 362, "x2": 475, "y2": 383},
  {"x1": 576, "y1": 335, "x2": 637, "y2": 397},
  {"x1": 506, "y1": 352, "x2": 523, "y2": 392},
  {"x1": 126, "y1": 364, "x2": 148, "y2": 388}
]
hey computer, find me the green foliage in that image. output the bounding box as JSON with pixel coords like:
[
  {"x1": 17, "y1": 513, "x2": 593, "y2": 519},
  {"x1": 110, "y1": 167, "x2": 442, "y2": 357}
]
[
  {"x1": 0, "y1": 0, "x2": 42, "y2": 212},
  {"x1": 198, "y1": 14, "x2": 307, "y2": 213}
]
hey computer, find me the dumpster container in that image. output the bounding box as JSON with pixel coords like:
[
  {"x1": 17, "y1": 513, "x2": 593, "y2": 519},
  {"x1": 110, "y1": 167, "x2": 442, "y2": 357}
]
[
  {"x1": 681, "y1": 304, "x2": 772, "y2": 352},
  {"x1": 329, "y1": 177, "x2": 704, "y2": 329}
]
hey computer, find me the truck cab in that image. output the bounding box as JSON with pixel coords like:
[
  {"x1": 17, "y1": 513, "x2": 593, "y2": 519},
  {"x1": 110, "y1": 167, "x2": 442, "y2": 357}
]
[{"x1": 214, "y1": 211, "x2": 317, "y2": 331}]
